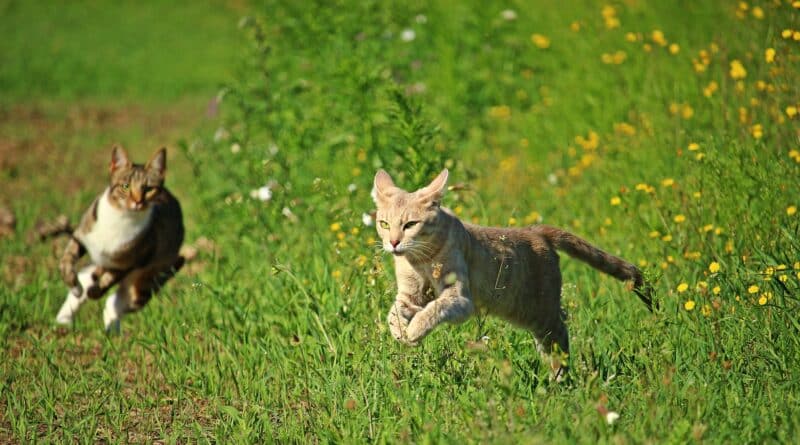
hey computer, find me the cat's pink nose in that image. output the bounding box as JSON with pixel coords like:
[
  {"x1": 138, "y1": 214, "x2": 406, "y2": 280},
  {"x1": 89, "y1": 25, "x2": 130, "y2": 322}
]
[{"x1": 390, "y1": 239, "x2": 400, "y2": 248}]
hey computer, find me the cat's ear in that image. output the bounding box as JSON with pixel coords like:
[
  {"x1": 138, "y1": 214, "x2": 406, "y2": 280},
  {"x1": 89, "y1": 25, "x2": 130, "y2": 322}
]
[
  {"x1": 372, "y1": 169, "x2": 396, "y2": 205},
  {"x1": 417, "y1": 168, "x2": 449, "y2": 207},
  {"x1": 110, "y1": 145, "x2": 131, "y2": 172},
  {"x1": 146, "y1": 148, "x2": 167, "y2": 177}
]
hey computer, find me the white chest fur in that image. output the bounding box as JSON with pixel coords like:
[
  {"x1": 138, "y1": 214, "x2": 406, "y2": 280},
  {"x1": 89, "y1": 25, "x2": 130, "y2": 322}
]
[{"x1": 79, "y1": 188, "x2": 153, "y2": 267}]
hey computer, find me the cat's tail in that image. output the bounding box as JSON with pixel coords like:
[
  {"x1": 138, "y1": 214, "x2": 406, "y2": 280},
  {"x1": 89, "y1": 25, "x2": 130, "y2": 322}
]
[{"x1": 535, "y1": 225, "x2": 654, "y2": 311}]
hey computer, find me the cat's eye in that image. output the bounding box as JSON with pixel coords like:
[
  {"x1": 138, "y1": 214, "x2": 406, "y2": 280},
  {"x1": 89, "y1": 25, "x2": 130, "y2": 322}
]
[
  {"x1": 379, "y1": 220, "x2": 390, "y2": 230},
  {"x1": 403, "y1": 221, "x2": 419, "y2": 230},
  {"x1": 121, "y1": 183, "x2": 130, "y2": 192}
]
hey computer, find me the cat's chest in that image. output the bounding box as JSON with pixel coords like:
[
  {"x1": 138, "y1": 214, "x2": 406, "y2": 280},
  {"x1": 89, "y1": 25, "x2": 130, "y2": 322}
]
[{"x1": 78, "y1": 191, "x2": 153, "y2": 267}]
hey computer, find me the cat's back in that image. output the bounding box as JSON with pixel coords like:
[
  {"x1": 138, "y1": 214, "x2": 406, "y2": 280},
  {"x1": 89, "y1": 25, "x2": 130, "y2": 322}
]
[{"x1": 149, "y1": 187, "x2": 184, "y2": 253}]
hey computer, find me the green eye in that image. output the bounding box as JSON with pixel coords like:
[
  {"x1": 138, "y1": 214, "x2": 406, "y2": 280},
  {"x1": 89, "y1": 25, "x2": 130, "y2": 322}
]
[
  {"x1": 121, "y1": 183, "x2": 130, "y2": 192},
  {"x1": 379, "y1": 221, "x2": 390, "y2": 230},
  {"x1": 403, "y1": 221, "x2": 419, "y2": 230}
]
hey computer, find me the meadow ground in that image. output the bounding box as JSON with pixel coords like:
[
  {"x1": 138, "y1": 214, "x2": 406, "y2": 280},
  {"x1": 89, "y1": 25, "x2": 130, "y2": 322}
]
[{"x1": 1, "y1": 0, "x2": 800, "y2": 443}]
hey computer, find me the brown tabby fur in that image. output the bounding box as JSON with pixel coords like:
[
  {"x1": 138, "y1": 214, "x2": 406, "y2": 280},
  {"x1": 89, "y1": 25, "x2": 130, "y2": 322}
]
[
  {"x1": 372, "y1": 168, "x2": 652, "y2": 378},
  {"x1": 57, "y1": 145, "x2": 184, "y2": 330}
]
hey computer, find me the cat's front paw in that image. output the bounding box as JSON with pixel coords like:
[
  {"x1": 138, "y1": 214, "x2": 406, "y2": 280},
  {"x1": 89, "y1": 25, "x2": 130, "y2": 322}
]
[
  {"x1": 388, "y1": 306, "x2": 410, "y2": 342},
  {"x1": 404, "y1": 315, "x2": 431, "y2": 346}
]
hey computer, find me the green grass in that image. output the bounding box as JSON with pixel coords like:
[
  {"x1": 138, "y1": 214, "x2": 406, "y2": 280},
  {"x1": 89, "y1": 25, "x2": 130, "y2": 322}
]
[{"x1": 2, "y1": 0, "x2": 800, "y2": 443}]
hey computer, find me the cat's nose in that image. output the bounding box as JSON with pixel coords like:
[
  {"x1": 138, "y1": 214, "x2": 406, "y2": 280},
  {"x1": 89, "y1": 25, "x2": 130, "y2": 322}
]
[{"x1": 390, "y1": 239, "x2": 400, "y2": 248}]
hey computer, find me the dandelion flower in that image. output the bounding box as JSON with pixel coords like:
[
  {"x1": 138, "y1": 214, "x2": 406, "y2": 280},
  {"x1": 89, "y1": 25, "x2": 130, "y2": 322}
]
[
  {"x1": 610, "y1": 196, "x2": 621, "y2": 206},
  {"x1": 662, "y1": 234, "x2": 673, "y2": 242},
  {"x1": 751, "y1": 6, "x2": 764, "y2": 19},
  {"x1": 787, "y1": 106, "x2": 798, "y2": 118},
  {"x1": 684, "y1": 300, "x2": 696, "y2": 310},
  {"x1": 729, "y1": 60, "x2": 747, "y2": 79},
  {"x1": 782, "y1": 29, "x2": 793, "y2": 39},
  {"x1": 788, "y1": 206, "x2": 797, "y2": 216},
  {"x1": 709, "y1": 262, "x2": 721, "y2": 273},
  {"x1": 669, "y1": 43, "x2": 680, "y2": 54},
  {"x1": 712, "y1": 286, "x2": 721, "y2": 295},
  {"x1": 531, "y1": 34, "x2": 551, "y2": 49},
  {"x1": 651, "y1": 30, "x2": 667, "y2": 46},
  {"x1": 750, "y1": 124, "x2": 763, "y2": 139},
  {"x1": 674, "y1": 214, "x2": 686, "y2": 223},
  {"x1": 688, "y1": 143, "x2": 700, "y2": 151},
  {"x1": 330, "y1": 222, "x2": 342, "y2": 232},
  {"x1": 661, "y1": 178, "x2": 675, "y2": 187},
  {"x1": 758, "y1": 295, "x2": 767, "y2": 305},
  {"x1": 747, "y1": 285, "x2": 759, "y2": 294},
  {"x1": 765, "y1": 48, "x2": 776, "y2": 63},
  {"x1": 649, "y1": 230, "x2": 661, "y2": 238},
  {"x1": 701, "y1": 305, "x2": 712, "y2": 317},
  {"x1": 677, "y1": 283, "x2": 689, "y2": 293}
]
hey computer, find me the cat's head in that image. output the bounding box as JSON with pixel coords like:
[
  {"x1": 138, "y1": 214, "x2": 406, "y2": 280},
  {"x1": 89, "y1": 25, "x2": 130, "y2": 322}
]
[
  {"x1": 108, "y1": 145, "x2": 167, "y2": 211},
  {"x1": 372, "y1": 168, "x2": 449, "y2": 259}
]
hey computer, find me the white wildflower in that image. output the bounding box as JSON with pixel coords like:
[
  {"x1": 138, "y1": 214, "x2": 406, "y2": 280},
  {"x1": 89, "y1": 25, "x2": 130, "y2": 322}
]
[
  {"x1": 547, "y1": 173, "x2": 558, "y2": 185},
  {"x1": 250, "y1": 186, "x2": 272, "y2": 202},
  {"x1": 214, "y1": 127, "x2": 229, "y2": 142},
  {"x1": 400, "y1": 29, "x2": 416, "y2": 42},
  {"x1": 347, "y1": 183, "x2": 357, "y2": 193},
  {"x1": 415, "y1": 14, "x2": 427, "y2": 24},
  {"x1": 501, "y1": 10, "x2": 517, "y2": 21},
  {"x1": 362, "y1": 212, "x2": 374, "y2": 226},
  {"x1": 605, "y1": 411, "x2": 620, "y2": 425},
  {"x1": 230, "y1": 143, "x2": 241, "y2": 154}
]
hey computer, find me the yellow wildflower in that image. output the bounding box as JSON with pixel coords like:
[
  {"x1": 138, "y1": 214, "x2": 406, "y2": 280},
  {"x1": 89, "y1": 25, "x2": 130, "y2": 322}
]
[
  {"x1": 669, "y1": 43, "x2": 680, "y2": 54},
  {"x1": 649, "y1": 230, "x2": 661, "y2": 238},
  {"x1": 702, "y1": 81, "x2": 718, "y2": 97},
  {"x1": 701, "y1": 305, "x2": 712, "y2": 317},
  {"x1": 702, "y1": 224, "x2": 714, "y2": 233},
  {"x1": 765, "y1": 48, "x2": 775, "y2": 63},
  {"x1": 758, "y1": 295, "x2": 767, "y2": 305},
  {"x1": 787, "y1": 106, "x2": 798, "y2": 118},
  {"x1": 651, "y1": 30, "x2": 667, "y2": 46},
  {"x1": 531, "y1": 34, "x2": 551, "y2": 49},
  {"x1": 662, "y1": 234, "x2": 673, "y2": 242},
  {"x1": 610, "y1": 196, "x2": 621, "y2": 206},
  {"x1": 709, "y1": 262, "x2": 721, "y2": 273},
  {"x1": 779, "y1": 274, "x2": 788, "y2": 283},
  {"x1": 748, "y1": 285, "x2": 759, "y2": 294},
  {"x1": 570, "y1": 21, "x2": 581, "y2": 32},
  {"x1": 674, "y1": 214, "x2": 686, "y2": 223},
  {"x1": 661, "y1": 178, "x2": 675, "y2": 187},
  {"x1": 625, "y1": 32, "x2": 638, "y2": 42},
  {"x1": 750, "y1": 124, "x2": 763, "y2": 139},
  {"x1": 330, "y1": 222, "x2": 342, "y2": 232},
  {"x1": 508, "y1": 217, "x2": 518, "y2": 226},
  {"x1": 681, "y1": 104, "x2": 694, "y2": 119},
  {"x1": 332, "y1": 269, "x2": 342, "y2": 279},
  {"x1": 788, "y1": 206, "x2": 797, "y2": 216},
  {"x1": 782, "y1": 29, "x2": 793, "y2": 39},
  {"x1": 751, "y1": 6, "x2": 764, "y2": 19},
  {"x1": 684, "y1": 300, "x2": 696, "y2": 311},
  {"x1": 712, "y1": 286, "x2": 721, "y2": 295},
  {"x1": 693, "y1": 191, "x2": 702, "y2": 199},
  {"x1": 729, "y1": 60, "x2": 747, "y2": 79},
  {"x1": 489, "y1": 105, "x2": 511, "y2": 119},
  {"x1": 677, "y1": 283, "x2": 689, "y2": 293},
  {"x1": 688, "y1": 142, "x2": 700, "y2": 151}
]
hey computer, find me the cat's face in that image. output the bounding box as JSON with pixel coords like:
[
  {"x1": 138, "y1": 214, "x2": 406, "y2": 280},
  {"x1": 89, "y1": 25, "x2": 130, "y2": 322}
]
[
  {"x1": 372, "y1": 169, "x2": 448, "y2": 259},
  {"x1": 108, "y1": 146, "x2": 167, "y2": 211}
]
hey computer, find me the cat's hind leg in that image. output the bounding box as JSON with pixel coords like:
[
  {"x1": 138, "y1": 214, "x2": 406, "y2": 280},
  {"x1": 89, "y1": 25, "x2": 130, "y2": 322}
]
[
  {"x1": 530, "y1": 310, "x2": 570, "y2": 382},
  {"x1": 103, "y1": 257, "x2": 184, "y2": 332}
]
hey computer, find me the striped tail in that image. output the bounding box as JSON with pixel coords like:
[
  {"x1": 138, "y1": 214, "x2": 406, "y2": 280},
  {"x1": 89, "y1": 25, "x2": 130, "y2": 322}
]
[{"x1": 536, "y1": 225, "x2": 654, "y2": 310}]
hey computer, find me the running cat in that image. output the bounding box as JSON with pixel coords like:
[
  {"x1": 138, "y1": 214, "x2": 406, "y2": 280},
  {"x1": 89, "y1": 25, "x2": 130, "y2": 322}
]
[
  {"x1": 372, "y1": 168, "x2": 652, "y2": 378},
  {"x1": 56, "y1": 145, "x2": 184, "y2": 331}
]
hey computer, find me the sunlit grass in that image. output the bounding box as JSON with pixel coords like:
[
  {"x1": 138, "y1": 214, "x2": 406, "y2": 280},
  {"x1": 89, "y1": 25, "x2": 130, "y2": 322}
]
[{"x1": 2, "y1": 0, "x2": 800, "y2": 442}]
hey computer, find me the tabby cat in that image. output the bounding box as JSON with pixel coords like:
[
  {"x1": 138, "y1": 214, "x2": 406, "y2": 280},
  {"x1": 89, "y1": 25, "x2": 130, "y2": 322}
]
[
  {"x1": 372, "y1": 168, "x2": 652, "y2": 378},
  {"x1": 56, "y1": 146, "x2": 184, "y2": 331}
]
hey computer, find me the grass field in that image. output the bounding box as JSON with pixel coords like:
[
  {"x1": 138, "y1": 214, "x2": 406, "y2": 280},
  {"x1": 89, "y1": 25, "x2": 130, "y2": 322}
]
[{"x1": 2, "y1": 0, "x2": 800, "y2": 443}]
